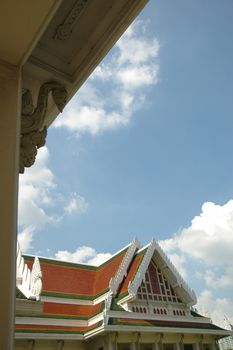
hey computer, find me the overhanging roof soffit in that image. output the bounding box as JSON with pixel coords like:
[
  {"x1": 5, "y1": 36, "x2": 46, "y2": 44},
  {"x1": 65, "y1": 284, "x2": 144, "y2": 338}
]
[{"x1": 22, "y1": 0, "x2": 149, "y2": 128}]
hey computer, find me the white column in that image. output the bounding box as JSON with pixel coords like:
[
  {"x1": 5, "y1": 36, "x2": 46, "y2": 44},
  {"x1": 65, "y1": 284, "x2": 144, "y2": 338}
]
[
  {"x1": 0, "y1": 61, "x2": 21, "y2": 349},
  {"x1": 153, "y1": 343, "x2": 160, "y2": 350},
  {"x1": 108, "y1": 340, "x2": 117, "y2": 350},
  {"x1": 130, "y1": 343, "x2": 141, "y2": 350}
]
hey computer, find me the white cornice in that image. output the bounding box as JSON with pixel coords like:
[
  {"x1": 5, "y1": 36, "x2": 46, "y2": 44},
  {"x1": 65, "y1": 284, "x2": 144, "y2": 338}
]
[
  {"x1": 40, "y1": 295, "x2": 93, "y2": 305},
  {"x1": 104, "y1": 325, "x2": 233, "y2": 337},
  {"x1": 93, "y1": 291, "x2": 110, "y2": 305},
  {"x1": 16, "y1": 316, "x2": 87, "y2": 327},
  {"x1": 40, "y1": 290, "x2": 110, "y2": 306},
  {"x1": 15, "y1": 332, "x2": 84, "y2": 340},
  {"x1": 106, "y1": 309, "x2": 212, "y2": 324},
  {"x1": 16, "y1": 312, "x2": 104, "y2": 328},
  {"x1": 84, "y1": 325, "x2": 105, "y2": 339},
  {"x1": 109, "y1": 238, "x2": 140, "y2": 295}
]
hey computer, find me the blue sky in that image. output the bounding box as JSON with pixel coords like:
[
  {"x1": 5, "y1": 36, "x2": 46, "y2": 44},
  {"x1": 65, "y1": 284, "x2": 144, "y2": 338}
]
[{"x1": 18, "y1": 1, "x2": 233, "y2": 327}]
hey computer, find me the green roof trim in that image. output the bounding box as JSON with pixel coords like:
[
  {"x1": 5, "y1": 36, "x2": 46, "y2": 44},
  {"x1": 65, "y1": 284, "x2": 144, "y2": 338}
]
[
  {"x1": 24, "y1": 255, "x2": 97, "y2": 270},
  {"x1": 191, "y1": 310, "x2": 204, "y2": 317},
  {"x1": 42, "y1": 287, "x2": 109, "y2": 300},
  {"x1": 115, "y1": 247, "x2": 148, "y2": 301},
  {"x1": 15, "y1": 322, "x2": 103, "y2": 335},
  {"x1": 23, "y1": 246, "x2": 128, "y2": 271},
  {"x1": 16, "y1": 287, "x2": 27, "y2": 300},
  {"x1": 108, "y1": 318, "x2": 225, "y2": 331}
]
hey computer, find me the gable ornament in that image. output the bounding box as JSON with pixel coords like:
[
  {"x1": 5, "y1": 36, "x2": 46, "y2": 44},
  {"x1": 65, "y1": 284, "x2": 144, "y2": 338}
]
[{"x1": 20, "y1": 81, "x2": 67, "y2": 173}]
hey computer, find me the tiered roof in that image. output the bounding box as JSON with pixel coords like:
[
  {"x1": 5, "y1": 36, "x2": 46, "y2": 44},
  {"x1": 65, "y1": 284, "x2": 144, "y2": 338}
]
[{"x1": 15, "y1": 239, "x2": 232, "y2": 340}]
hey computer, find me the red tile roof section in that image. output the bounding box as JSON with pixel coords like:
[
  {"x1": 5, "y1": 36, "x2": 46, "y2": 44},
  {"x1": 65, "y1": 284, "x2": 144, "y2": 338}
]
[
  {"x1": 43, "y1": 302, "x2": 103, "y2": 318},
  {"x1": 24, "y1": 247, "x2": 127, "y2": 299},
  {"x1": 43, "y1": 263, "x2": 95, "y2": 296},
  {"x1": 94, "y1": 251, "x2": 126, "y2": 295},
  {"x1": 117, "y1": 249, "x2": 146, "y2": 297}
]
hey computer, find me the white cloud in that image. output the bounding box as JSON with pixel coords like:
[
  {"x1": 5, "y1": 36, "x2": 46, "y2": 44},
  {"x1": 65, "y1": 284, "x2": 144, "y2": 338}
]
[
  {"x1": 116, "y1": 23, "x2": 159, "y2": 65},
  {"x1": 18, "y1": 226, "x2": 35, "y2": 252},
  {"x1": 55, "y1": 246, "x2": 112, "y2": 266},
  {"x1": 18, "y1": 147, "x2": 88, "y2": 253},
  {"x1": 54, "y1": 20, "x2": 159, "y2": 135},
  {"x1": 161, "y1": 200, "x2": 233, "y2": 284},
  {"x1": 197, "y1": 289, "x2": 233, "y2": 328},
  {"x1": 196, "y1": 269, "x2": 233, "y2": 289},
  {"x1": 168, "y1": 253, "x2": 187, "y2": 279},
  {"x1": 64, "y1": 194, "x2": 88, "y2": 215},
  {"x1": 116, "y1": 65, "x2": 158, "y2": 89},
  {"x1": 160, "y1": 200, "x2": 233, "y2": 326},
  {"x1": 18, "y1": 147, "x2": 56, "y2": 251},
  {"x1": 177, "y1": 201, "x2": 233, "y2": 266}
]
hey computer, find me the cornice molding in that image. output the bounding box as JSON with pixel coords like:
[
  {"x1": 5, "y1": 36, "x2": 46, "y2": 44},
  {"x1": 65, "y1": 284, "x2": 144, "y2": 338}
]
[{"x1": 20, "y1": 81, "x2": 67, "y2": 173}]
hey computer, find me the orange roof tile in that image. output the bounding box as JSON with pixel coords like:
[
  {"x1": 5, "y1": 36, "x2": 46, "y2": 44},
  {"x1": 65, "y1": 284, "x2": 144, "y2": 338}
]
[
  {"x1": 24, "y1": 247, "x2": 127, "y2": 299},
  {"x1": 117, "y1": 248, "x2": 146, "y2": 297},
  {"x1": 43, "y1": 301, "x2": 104, "y2": 318}
]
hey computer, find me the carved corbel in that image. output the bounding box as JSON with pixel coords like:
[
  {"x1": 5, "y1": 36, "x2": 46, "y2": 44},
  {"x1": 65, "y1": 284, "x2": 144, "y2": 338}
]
[
  {"x1": 20, "y1": 81, "x2": 67, "y2": 173},
  {"x1": 27, "y1": 339, "x2": 35, "y2": 350},
  {"x1": 199, "y1": 335, "x2": 204, "y2": 350},
  {"x1": 179, "y1": 334, "x2": 184, "y2": 350},
  {"x1": 158, "y1": 333, "x2": 164, "y2": 350},
  {"x1": 57, "y1": 340, "x2": 64, "y2": 350}
]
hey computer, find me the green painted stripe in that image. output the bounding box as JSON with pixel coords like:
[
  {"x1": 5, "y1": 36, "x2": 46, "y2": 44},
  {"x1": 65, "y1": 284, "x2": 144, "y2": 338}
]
[
  {"x1": 23, "y1": 247, "x2": 127, "y2": 271},
  {"x1": 15, "y1": 322, "x2": 102, "y2": 335},
  {"x1": 16, "y1": 312, "x2": 101, "y2": 320},
  {"x1": 23, "y1": 255, "x2": 97, "y2": 270},
  {"x1": 42, "y1": 288, "x2": 109, "y2": 300},
  {"x1": 109, "y1": 318, "x2": 223, "y2": 330}
]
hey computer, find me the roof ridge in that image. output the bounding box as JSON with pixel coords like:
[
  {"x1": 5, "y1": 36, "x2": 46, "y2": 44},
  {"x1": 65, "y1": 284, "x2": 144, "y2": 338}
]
[{"x1": 128, "y1": 239, "x2": 155, "y2": 298}]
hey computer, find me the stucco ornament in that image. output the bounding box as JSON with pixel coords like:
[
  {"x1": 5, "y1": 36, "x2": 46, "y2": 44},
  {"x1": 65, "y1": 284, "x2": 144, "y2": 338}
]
[
  {"x1": 54, "y1": 0, "x2": 89, "y2": 41},
  {"x1": 20, "y1": 81, "x2": 67, "y2": 173},
  {"x1": 30, "y1": 257, "x2": 42, "y2": 301}
]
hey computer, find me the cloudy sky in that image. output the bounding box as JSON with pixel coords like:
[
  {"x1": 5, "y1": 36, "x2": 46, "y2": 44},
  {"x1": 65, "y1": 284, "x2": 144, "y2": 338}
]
[{"x1": 18, "y1": 1, "x2": 233, "y2": 328}]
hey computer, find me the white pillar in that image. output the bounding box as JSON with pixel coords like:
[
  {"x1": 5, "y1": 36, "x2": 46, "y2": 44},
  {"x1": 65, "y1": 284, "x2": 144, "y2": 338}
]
[
  {"x1": 153, "y1": 343, "x2": 160, "y2": 350},
  {"x1": 108, "y1": 340, "x2": 117, "y2": 350},
  {"x1": 130, "y1": 343, "x2": 140, "y2": 350},
  {"x1": 0, "y1": 61, "x2": 21, "y2": 349}
]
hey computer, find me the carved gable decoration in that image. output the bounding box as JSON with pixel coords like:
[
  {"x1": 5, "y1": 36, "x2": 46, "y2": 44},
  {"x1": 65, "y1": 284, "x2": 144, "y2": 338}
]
[{"x1": 137, "y1": 260, "x2": 181, "y2": 303}]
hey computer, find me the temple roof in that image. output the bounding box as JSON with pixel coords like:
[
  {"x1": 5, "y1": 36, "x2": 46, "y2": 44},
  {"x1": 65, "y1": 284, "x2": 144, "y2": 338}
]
[
  {"x1": 24, "y1": 244, "x2": 130, "y2": 300},
  {"x1": 15, "y1": 239, "x2": 233, "y2": 340}
]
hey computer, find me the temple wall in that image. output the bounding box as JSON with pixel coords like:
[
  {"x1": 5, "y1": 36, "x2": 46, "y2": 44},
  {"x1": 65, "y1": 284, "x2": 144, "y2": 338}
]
[
  {"x1": 15, "y1": 339, "x2": 87, "y2": 350},
  {"x1": 14, "y1": 334, "x2": 217, "y2": 350}
]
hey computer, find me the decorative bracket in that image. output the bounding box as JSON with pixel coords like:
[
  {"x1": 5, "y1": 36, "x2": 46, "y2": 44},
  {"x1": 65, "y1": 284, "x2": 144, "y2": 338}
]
[{"x1": 20, "y1": 81, "x2": 67, "y2": 173}]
